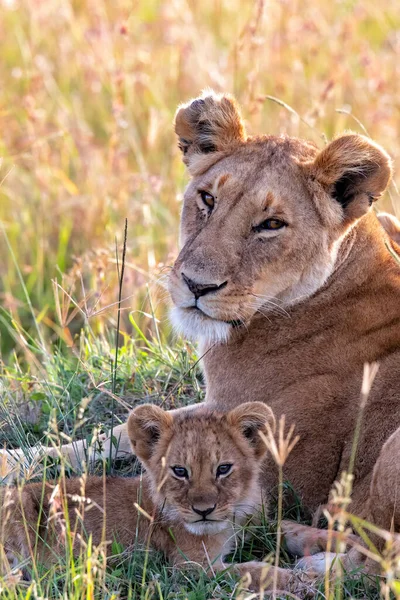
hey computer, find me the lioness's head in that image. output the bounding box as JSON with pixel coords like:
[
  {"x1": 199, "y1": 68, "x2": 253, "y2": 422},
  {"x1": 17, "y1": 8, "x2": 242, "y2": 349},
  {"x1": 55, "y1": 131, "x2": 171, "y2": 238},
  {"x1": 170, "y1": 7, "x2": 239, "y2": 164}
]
[
  {"x1": 169, "y1": 91, "x2": 392, "y2": 344},
  {"x1": 127, "y1": 401, "x2": 273, "y2": 535}
]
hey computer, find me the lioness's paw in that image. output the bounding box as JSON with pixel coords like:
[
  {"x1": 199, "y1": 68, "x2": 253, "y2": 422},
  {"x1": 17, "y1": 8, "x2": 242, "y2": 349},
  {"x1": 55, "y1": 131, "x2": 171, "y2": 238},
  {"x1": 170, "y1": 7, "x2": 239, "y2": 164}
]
[
  {"x1": 282, "y1": 520, "x2": 330, "y2": 556},
  {"x1": 282, "y1": 519, "x2": 359, "y2": 557}
]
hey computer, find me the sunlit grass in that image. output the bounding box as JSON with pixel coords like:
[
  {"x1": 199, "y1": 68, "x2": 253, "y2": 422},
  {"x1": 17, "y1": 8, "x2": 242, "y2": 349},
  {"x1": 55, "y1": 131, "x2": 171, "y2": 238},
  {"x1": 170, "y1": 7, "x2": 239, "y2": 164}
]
[
  {"x1": 1, "y1": 0, "x2": 400, "y2": 361},
  {"x1": 1, "y1": 0, "x2": 400, "y2": 597}
]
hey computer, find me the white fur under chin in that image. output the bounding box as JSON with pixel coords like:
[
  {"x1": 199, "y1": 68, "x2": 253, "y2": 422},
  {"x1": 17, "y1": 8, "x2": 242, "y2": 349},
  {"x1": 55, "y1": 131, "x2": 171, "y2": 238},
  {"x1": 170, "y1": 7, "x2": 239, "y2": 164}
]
[
  {"x1": 170, "y1": 307, "x2": 232, "y2": 345},
  {"x1": 184, "y1": 520, "x2": 229, "y2": 535}
]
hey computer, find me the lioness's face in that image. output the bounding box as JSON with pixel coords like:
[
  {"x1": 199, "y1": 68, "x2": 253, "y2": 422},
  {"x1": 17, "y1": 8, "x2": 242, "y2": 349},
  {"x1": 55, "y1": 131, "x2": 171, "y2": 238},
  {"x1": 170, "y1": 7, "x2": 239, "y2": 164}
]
[
  {"x1": 169, "y1": 143, "x2": 337, "y2": 343},
  {"x1": 169, "y1": 93, "x2": 391, "y2": 344},
  {"x1": 128, "y1": 402, "x2": 273, "y2": 535}
]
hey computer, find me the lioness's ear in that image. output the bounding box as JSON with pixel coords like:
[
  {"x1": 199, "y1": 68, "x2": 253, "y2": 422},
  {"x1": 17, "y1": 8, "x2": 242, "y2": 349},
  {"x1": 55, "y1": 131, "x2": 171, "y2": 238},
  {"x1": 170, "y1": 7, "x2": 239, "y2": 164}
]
[
  {"x1": 227, "y1": 401, "x2": 275, "y2": 459},
  {"x1": 307, "y1": 134, "x2": 392, "y2": 222},
  {"x1": 127, "y1": 404, "x2": 172, "y2": 462},
  {"x1": 174, "y1": 91, "x2": 246, "y2": 170}
]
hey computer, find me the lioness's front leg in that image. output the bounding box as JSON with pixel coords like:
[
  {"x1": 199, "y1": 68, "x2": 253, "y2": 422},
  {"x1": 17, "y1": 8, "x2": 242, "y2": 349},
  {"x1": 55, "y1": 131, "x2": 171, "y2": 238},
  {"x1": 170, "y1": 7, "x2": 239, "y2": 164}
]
[
  {"x1": 281, "y1": 520, "x2": 359, "y2": 557},
  {"x1": 0, "y1": 423, "x2": 131, "y2": 482},
  {"x1": 281, "y1": 520, "x2": 365, "y2": 578},
  {"x1": 1, "y1": 403, "x2": 204, "y2": 483}
]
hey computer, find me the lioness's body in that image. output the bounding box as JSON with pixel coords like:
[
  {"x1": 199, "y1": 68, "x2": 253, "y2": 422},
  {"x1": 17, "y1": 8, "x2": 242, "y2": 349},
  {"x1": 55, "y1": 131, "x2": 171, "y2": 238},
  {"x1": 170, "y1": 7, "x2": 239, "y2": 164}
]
[
  {"x1": 168, "y1": 91, "x2": 400, "y2": 534},
  {"x1": 203, "y1": 212, "x2": 400, "y2": 515}
]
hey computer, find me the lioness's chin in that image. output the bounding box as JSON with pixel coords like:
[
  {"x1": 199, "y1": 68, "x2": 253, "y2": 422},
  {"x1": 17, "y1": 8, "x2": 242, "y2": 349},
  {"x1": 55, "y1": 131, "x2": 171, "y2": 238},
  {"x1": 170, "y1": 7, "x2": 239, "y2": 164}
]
[
  {"x1": 170, "y1": 307, "x2": 233, "y2": 344},
  {"x1": 184, "y1": 520, "x2": 229, "y2": 535}
]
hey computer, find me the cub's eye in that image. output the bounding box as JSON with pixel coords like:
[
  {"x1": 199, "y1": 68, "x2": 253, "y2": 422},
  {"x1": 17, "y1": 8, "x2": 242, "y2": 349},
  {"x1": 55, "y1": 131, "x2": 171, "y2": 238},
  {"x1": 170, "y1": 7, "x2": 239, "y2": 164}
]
[
  {"x1": 199, "y1": 190, "x2": 215, "y2": 211},
  {"x1": 254, "y1": 218, "x2": 286, "y2": 232},
  {"x1": 216, "y1": 463, "x2": 233, "y2": 477},
  {"x1": 171, "y1": 466, "x2": 189, "y2": 479}
]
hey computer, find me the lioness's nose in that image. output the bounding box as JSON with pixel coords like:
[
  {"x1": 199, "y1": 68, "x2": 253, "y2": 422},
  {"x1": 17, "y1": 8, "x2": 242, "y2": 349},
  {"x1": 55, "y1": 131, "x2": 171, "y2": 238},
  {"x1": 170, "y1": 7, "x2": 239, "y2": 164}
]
[
  {"x1": 192, "y1": 504, "x2": 216, "y2": 518},
  {"x1": 181, "y1": 273, "x2": 227, "y2": 299}
]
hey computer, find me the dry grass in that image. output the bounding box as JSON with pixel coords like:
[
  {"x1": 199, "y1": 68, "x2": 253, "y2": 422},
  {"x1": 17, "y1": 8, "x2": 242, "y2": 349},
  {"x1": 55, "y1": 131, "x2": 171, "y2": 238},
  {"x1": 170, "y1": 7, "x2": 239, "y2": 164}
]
[
  {"x1": 1, "y1": 0, "x2": 400, "y2": 598},
  {"x1": 1, "y1": 0, "x2": 400, "y2": 359}
]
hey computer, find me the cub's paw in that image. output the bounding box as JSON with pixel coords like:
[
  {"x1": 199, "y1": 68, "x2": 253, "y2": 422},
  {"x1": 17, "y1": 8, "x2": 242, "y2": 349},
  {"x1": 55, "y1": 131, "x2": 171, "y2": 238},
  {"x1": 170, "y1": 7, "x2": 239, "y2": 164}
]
[
  {"x1": 295, "y1": 551, "x2": 346, "y2": 575},
  {"x1": 235, "y1": 561, "x2": 316, "y2": 594},
  {"x1": 235, "y1": 561, "x2": 286, "y2": 591}
]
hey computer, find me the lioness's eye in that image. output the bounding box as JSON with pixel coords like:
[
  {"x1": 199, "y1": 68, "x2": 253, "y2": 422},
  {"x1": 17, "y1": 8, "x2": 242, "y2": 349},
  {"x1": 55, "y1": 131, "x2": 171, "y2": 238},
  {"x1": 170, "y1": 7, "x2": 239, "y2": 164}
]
[
  {"x1": 216, "y1": 463, "x2": 233, "y2": 477},
  {"x1": 254, "y1": 218, "x2": 286, "y2": 232},
  {"x1": 199, "y1": 190, "x2": 215, "y2": 210},
  {"x1": 171, "y1": 466, "x2": 189, "y2": 479}
]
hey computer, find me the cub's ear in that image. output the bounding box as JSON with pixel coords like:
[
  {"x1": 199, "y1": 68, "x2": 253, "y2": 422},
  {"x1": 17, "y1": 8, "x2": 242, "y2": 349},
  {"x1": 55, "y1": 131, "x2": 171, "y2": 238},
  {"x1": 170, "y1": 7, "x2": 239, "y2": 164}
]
[
  {"x1": 174, "y1": 91, "x2": 246, "y2": 170},
  {"x1": 307, "y1": 133, "x2": 392, "y2": 222},
  {"x1": 227, "y1": 401, "x2": 275, "y2": 459},
  {"x1": 127, "y1": 404, "x2": 172, "y2": 463}
]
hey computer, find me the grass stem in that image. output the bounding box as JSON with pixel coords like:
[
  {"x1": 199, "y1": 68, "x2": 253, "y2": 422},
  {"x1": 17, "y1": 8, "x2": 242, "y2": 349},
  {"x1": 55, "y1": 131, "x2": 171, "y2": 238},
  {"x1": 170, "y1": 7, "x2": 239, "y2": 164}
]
[{"x1": 109, "y1": 218, "x2": 128, "y2": 470}]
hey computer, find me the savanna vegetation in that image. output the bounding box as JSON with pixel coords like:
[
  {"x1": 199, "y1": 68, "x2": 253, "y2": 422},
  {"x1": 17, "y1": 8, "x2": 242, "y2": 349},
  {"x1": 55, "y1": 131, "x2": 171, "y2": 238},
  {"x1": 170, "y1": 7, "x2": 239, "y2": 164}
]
[{"x1": 0, "y1": 0, "x2": 400, "y2": 598}]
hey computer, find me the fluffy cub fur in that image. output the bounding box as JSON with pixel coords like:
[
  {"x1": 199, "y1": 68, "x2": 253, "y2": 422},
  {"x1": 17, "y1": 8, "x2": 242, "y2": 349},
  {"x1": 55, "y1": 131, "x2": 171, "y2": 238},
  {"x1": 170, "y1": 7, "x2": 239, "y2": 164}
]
[{"x1": 0, "y1": 402, "x2": 303, "y2": 591}]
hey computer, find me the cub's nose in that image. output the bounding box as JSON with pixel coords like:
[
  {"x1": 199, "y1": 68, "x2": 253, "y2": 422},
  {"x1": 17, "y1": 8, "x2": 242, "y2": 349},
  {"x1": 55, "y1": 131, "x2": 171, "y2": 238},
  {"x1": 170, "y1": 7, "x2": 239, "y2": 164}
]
[
  {"x1": 181, "y1": 273, "x2": 227, "y2": 299},
  {"x1": 192, "y1": 504, "x2": 216, "y2": 519}
]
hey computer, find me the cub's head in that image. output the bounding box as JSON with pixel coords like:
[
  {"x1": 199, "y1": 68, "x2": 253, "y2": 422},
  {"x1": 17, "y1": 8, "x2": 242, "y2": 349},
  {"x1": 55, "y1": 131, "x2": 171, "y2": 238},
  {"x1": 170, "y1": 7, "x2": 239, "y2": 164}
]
[
  {"x1": 169, "y1": 91, "x2": 392, "y2": 344},
  {"x1": 127, "y1": 401, "x2": 274, "y2": 535}
]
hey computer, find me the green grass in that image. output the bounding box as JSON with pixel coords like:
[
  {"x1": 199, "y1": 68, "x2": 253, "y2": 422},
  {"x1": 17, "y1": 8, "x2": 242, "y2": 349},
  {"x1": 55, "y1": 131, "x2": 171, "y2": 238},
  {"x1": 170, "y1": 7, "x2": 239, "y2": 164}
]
[
  {"x1": 1, "y1": 0, "x2": 400, "y2": 597},
  {"x1": 0, "y1": 325, "x2": 390, "y2": 599}
]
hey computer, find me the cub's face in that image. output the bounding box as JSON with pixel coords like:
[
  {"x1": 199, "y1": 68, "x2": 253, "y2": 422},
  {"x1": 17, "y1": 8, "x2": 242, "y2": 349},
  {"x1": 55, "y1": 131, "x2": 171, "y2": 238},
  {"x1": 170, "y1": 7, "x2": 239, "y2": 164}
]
[
  {"x1": 128, "y1": 402, "x2": 274, "y2": 535},
  {"x1": 168, "y1": 93, "x2": 391, "y2": 344}
]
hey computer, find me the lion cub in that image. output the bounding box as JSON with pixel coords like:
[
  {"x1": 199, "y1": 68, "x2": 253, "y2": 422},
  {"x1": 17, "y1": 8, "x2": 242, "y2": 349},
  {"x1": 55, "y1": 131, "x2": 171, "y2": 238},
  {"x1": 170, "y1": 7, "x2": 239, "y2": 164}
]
[{"x1": 0, "y1": 402, "x2": 298, "y2": 591}]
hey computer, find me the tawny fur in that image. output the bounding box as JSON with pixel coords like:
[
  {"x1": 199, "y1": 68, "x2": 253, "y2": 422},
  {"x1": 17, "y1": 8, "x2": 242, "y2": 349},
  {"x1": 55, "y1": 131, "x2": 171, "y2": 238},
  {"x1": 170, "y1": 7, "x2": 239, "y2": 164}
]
[
  {"x1": 2, "y1": 91, "x2": 400, "y2": 583},
  {"x1": 377, "y1": 212, "x2": 400, "y2": 246},
  {"x1": 1, "y1": 402, "x2": 303, "y2": 592},
  {"x1": 170, "y1": 92, "x2": 400, "y2": 527},
  {"x1": 173, "y1": 92, "x2": 400, "y2": 578}
]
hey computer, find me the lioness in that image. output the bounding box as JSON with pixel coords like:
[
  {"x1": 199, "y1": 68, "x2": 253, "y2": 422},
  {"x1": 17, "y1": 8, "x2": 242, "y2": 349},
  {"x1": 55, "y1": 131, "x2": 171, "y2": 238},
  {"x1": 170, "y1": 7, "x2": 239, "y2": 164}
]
[
  {"x1": 2, "y1": 92, "x2": 400, "y2": 557},
  {"x1": 1, "y1": 401, "x2": 314, "y2": 591},
  {"x1": 169, "y1": 92, "x2": 400, "y2": 529}
]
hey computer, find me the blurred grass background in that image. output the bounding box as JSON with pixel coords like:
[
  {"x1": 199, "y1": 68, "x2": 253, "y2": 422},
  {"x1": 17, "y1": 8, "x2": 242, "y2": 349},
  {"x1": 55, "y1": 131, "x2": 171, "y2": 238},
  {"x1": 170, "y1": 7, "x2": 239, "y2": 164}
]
[
  {"x1": 1, "y1": 1, "x2": 400, "y2": 596},
  {"x1": 1, "y1": 0, "x2": 400, "y2": 364}
]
